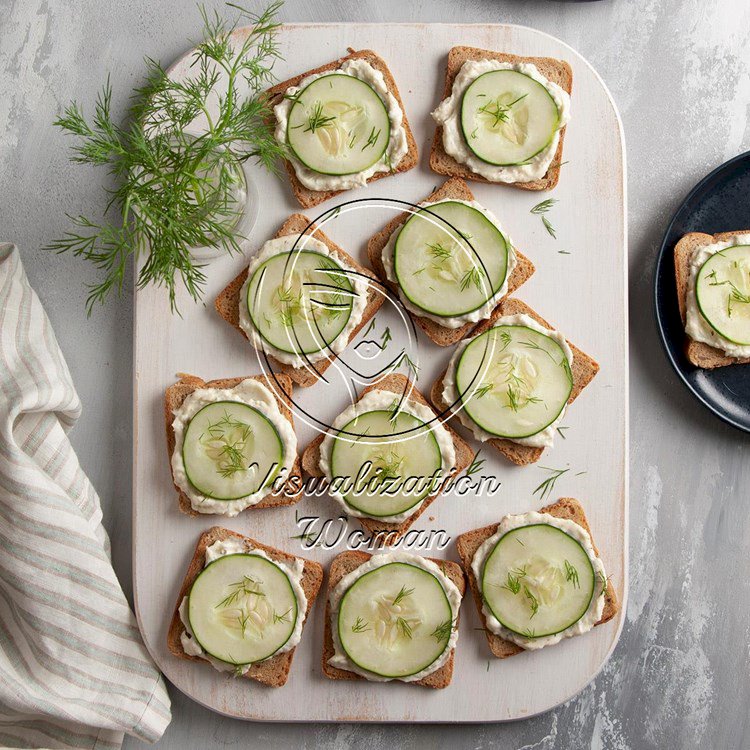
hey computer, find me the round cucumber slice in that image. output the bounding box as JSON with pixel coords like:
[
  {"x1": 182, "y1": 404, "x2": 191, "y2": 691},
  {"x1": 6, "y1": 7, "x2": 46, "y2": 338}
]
[
  {"x1": 246, "y1": 250, "x2": 355, "y2": 355},
  {"x1": 455, "y1": 324, "x2": 572, "y2": 439},
  {"x1": 287, "y1": 74, "x2": 391, "y2": 176},
  {"x1": 481, "y1": 524, "x2": 595, "y2": 639},
  {"x1": 188, "y1": 553, "x2": 298, "y2": 664},
  {"x1": 337, "y1": 562, "x2": 453, "y2": 678},
  {"x1": 460, "y1": 70, "x2": 559, "y2": 166},
  {"x1": 695, "y1": 244, "x2": 750, "y2": 345},
  {"x1": 182, "y1": 401, "x2": 283, "y2": 501},
  {"x1": 393, "y1": 201, "x2": 509, "y2": 318},
  {"x1": 329, "y1": 409, "x2": 442, "y2": 518}
]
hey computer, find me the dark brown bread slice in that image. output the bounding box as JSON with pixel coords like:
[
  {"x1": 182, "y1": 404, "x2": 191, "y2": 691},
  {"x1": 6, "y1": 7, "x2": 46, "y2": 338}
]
[
  {"x1": 430, "y1": 297, "x2": 599, "y2": 466},
  {"x1": 301, "y1": 373, "x2": 474, "y2": 544},
  {"x1": 266, "y1": 48, "x2": 418, "y2": 208},
  {"x1": 164, "y1": 372, "x2": 302, "y2": 515},
  {"x1": 674, "y1": 230, "x2": 750, "y2": 369},
  {"x1": 321, "y1": 550, "x2": 465, "y2": 687},
  {"x1": 455, "y1": 497, "x2": 619, "y2": 659},
  {"x1": 214, "y1": 213, "x2": 385, "y2": 387},
  {"x1": 167, "y1": 526, "x2": 324, "y2": 687},
  {"x1": 366, "y1": 177, "x2": 536, "y2": 346},
  {"x1": 430, "y1": 46, "x2": 573, "y2": 191}
]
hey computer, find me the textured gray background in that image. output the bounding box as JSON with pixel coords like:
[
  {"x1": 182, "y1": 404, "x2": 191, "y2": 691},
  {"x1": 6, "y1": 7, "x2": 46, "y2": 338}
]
[{"x1": 2, "y1": 0, "x2": 749, "y2": 748}]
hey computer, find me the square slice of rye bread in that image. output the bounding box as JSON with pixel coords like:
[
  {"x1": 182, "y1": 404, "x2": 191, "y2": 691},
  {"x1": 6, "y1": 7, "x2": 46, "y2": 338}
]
[
  {"x1": 456, "y1": 497, "x2": 619, "y2": 659},
  {"x1": 366, "y1": 177, "x2": 536, "y2": 346},
  {"x1": 321, "y1": 550, "x2": 465, "y2": 688},
  {"x1": 265, "y1": 48, "x2": 418, "y2": 209},
  {"x1": 430, "y1": 297, "x2": 599, "y2": 466},
  {"x1": 674, "y1": 230, "x2": 750, "y2": 369},
  {"x1": 430, "y1": 46, "x2": 573, "y2": 191},
  {"x1": 215, "y1": 213, "x2": 385, "y2": 387},
  {"x1": 165, "y1": 372, "x2": 303, "y2": 516},
  {"x1": 301, "y1": 373, "x2": 474, "y2": 544},
  {"x1": 167, "y1": 526, "x2": 324, "y2": 687}
]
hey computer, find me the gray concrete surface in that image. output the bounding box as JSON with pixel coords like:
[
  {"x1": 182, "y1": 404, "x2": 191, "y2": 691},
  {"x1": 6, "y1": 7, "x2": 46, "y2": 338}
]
[{"x1": 2, "y1": 0, "x2": 749, "y2": 747}]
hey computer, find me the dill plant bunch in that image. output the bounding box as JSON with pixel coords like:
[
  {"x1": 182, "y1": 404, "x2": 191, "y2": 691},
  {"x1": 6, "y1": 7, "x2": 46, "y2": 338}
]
[{"x1": 49, "y1": 2, "x2": 286, "y2": 314}]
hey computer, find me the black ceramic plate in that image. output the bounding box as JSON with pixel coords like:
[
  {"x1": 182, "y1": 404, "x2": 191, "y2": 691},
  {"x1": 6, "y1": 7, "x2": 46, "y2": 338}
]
[{"x1": 654, "y1": 150, "x2": 750, "y2": 432}]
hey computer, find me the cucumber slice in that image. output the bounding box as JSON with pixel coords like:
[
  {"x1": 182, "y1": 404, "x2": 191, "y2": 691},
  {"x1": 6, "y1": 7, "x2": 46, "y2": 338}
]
[
  {"x1": 188, "y1": 553, "x2": 298, "y2": 664},
  {"x1": 393, "y1": 201, "x2": 509, "y2": 318},
  {"x1": 695, "y1": 244, "x2": 750, "y2": 345},
  {"x1": 182, "y1": 401, "x2": 283, "y2": 501},
  {"x1": 481, "y1": 524, "x2": 595, "y2": 639},
  {"x1": 455, "y1": 324, "x2": 572, "y2": 439},
  {"x1": 460, "y1": 70, "x2": 559, "y2": 166},
  {"x1": 246, "y1": 250, "x2": 355, "y2": 355},
  {"x1": 329, "y1": 409, "x2": 442, "y2": 518},
  {"x1": 287, "y1": 74, "x2": 391, "y2": 176},
  {"x1": 337, "y1": 562, "x2": 453, "y2": 678}
]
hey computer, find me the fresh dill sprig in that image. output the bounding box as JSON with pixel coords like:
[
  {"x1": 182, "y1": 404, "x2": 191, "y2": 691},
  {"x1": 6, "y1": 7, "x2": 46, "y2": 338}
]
[
  {"x1": 381, "y1": 326, "x2": 392, "y2": 347},
  {"x1": 524, "y1": 586, "x2": 539, "y2": 618},
  {"x1": 477, "y1": 94, "x2": 528, "y2": 127},
  {"x1": 396, "y1": 352, "x2": 419, "y2": 380},
  {"x1": 530, "y1": 199, "x2": 557, "y2": 215},
  {"x1": 292, "y1": 100, "x2": 336, "y2": 133},
  {"x1": 533, "y1": 466, "x2": 570, "y2": 501},
  {"x1": 430, "y1": 619, "x2": 454, "y2": 643},
  {"x1": 49, "y1": 2, "x2": 286, "y2": 315},
  {"x1": 542, "y1": 215, "x2": 557, "y2": 239},
  {"x1": 427, "y1": 242, "x2": 452, "y2": 261},
  {"x1": 501, "y1": 566, "x2": 526, "y2": 595},
  {"x1": 564, "y1": 560, "x2": 580, "y2": 589},
  {"x1": 392, "y1": 585, "x2": 414, "y2": 606},
  {"x1": 475, "y1": 383, "x2": 493, "y2": 398},
  {"x1": 464, "y1": 450, "x2": 485, "y2": 477},
  {"x1": 396, "y1": 617, "x2": 413, "y2": 639},
  {"x1": 352, "y1": 617, "x2": 370, "y2": 633},
  {"x1": 273, "y1": 608, "x2": 292, "y2": 625},
  {"x1": 556, "y1": 426, "x2": 569, "y2": 439},
  {"x1": 215, "y1": 575, "x2": 264, "y2": 609},
  {"x1": 361, "y1": 126, "x2": 381, "y2": 150},
  {"x1": 460, "y1": 267, "x2": 484, "y2": 292}
]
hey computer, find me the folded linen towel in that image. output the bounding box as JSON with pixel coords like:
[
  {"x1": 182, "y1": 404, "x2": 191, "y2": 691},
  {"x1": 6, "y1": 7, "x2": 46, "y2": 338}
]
[{"x1": 0, "y1": 244, "x2": 171, "y2": 749}]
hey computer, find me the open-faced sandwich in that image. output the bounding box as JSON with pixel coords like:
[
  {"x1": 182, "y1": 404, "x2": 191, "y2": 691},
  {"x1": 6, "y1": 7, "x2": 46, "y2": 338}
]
[
  {"x1": 456, "y1": 498, "x2": 618, "y2": 658},
  {"x1": 267, "y1": 48, "x2": 418, "y2": 208},
  {"x1": 431, "y1": 298, "x2": 598, "y2": 465},
  {"x1": 431, "y1": 46, "x2": 572, "y2": 190},
  {"x1": 165, "y1": 373, "x2": 302, "y2": 516},
  {"x1": 168, "y1": 527, "x2": 323, "y2": 687},
  {"x1": 322, "y1": 550, "x2": 465, "y2": 687},
  {"x1": 674, "y1": 230, "x2": 750, "y2": 369},
  {"x1": 302, "y1": 373, "x2": 474, "y2": 543},
  {"x1": 367, "y1": 177, "x2": 535, "y2": 346},
  {"x1": 215, "y1": 213, "x2": 384, "y2": 386}
]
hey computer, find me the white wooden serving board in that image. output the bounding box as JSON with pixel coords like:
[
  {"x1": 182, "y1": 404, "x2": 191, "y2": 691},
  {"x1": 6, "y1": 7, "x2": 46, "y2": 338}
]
[{"x1": 133, "y1": 23, "x2": 627, "y2": 723}]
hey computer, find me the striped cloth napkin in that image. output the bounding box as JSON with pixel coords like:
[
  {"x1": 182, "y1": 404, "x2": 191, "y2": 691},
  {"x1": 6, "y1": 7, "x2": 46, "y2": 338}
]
[{"x1": 0, "y1": 244, "x2": 171, "y2": 749}]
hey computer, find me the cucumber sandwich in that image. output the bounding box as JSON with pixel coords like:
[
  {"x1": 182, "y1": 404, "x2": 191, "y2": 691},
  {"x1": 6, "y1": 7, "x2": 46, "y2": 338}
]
[
  {"x1": 380, "y1": 197, "x2": 517, "y2": 328},
  {"x1": 324, "y1": 550, "x2": 464, "y2": 685},
  {"x1": 431, "y1": 47, "x2": 572, "y2": 188},
  {"x1": 456, "y1": 499, "x2": 617, "y2": 656},
  {"x1": 317, "y1": 387, "x2": 457, "y2": 523},
  {"x1": 169, "y1": 528, "x2": 323, "y2": 686},
  {"x1": 270, "y1": 51, "x2": 416, "y2": 205},
  {"x1": 238, "y1": 234, "x2": 369, "y2": 370},
  {"x1": 442, "y1": 313, "x2": 573, "y2": 448},
  {"x1": 168, "y1": 375, "x2": 298, "y2": 516},
  {"x1": 679, "y1": 231, "x2": 750, "y2": 364}
]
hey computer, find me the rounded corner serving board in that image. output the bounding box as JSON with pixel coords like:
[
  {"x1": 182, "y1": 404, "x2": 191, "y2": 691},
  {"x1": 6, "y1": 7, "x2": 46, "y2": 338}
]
[{"x1": 133, "y1": 23, "x2": 628, "y2": 723}]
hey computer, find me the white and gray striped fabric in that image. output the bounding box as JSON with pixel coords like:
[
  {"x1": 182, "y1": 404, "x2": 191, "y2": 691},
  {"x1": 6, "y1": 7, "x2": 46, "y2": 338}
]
[{"x1": 0, "y1": 244, "x2": 171, "y2": 749}]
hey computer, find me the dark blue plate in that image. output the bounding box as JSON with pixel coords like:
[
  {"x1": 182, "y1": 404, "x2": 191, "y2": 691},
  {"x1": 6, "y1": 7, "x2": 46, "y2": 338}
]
[{"x1": 654, "y1": 150, "x2": 750, "y2": 433}]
